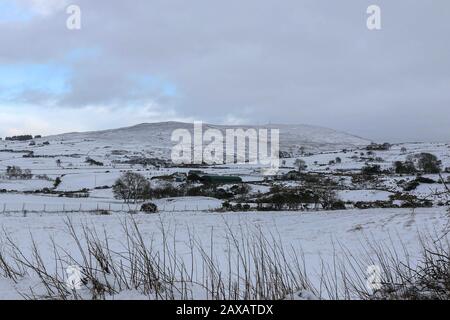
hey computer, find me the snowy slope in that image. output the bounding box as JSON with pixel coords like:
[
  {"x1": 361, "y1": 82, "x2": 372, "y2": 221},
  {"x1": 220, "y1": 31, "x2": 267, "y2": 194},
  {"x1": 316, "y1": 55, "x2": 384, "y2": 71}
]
[{"x1": 32, "y1": 121, "x2": 370, "y2": 159}]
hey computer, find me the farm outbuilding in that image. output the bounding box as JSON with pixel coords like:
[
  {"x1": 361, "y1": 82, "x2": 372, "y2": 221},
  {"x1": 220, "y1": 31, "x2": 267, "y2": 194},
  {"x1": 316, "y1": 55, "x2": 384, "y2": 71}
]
[{"x1": 199, "y1": 175, "x2": 243, "y2": 184}]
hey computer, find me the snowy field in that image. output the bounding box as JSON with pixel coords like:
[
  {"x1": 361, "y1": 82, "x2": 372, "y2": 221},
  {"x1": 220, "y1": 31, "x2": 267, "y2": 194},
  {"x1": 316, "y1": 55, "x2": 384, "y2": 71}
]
[{"x1": 0, "y1": 207, "x2": 448, "y2": 299}]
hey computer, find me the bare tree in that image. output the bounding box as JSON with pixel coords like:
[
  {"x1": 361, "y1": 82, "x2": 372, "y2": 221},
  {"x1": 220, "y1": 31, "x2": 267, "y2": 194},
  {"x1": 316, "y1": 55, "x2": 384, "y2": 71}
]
[
  {"x1": 294, "y1": 159, "x2": 307, "y2": 172},
  {"x1": 113, "y1": 172, "x2": 151, "y2": 203}
]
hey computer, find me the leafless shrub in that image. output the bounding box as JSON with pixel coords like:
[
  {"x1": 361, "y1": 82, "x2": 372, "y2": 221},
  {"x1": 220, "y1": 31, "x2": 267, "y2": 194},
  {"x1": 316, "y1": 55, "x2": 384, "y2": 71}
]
[
  {"x1": 0, "y1": 217, "x2": 315, "y2": 300},
  {"x1": 0, "y1": 218, "x2": 449, "y2": 300}
]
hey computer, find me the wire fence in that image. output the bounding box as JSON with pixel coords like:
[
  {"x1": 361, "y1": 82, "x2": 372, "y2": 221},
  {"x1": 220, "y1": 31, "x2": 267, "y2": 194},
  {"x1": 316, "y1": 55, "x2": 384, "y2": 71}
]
[{"x1": 0, "y1": 202, "x2": 217, "y2": 215}]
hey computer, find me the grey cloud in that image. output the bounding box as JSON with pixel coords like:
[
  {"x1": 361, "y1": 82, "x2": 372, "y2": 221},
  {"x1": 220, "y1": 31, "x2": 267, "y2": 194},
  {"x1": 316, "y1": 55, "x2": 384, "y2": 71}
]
[{"x1": 0, "y1": 0, "x2": 449, "y2": 141}]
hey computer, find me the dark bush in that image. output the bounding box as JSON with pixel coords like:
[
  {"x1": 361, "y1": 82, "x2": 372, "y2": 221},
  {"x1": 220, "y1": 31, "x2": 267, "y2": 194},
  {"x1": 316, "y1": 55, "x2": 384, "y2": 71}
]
[
  {"x1": 354, "y1": 201, "x2": 395, "y2": 209},
  {"x1": 259, "y1": 186, "x2": 336, "y2": 211},
  {"x1": 394, "y1": 161, "x2": 416, "y2": 174},
  {"x1": 140, "y1": 202, "x2": 158, "y2": 213},
  {"x1": 85, "y1": 157, "x2": 104, "y2": 166},
  {"x1": 362, "y1": 164, "x2": 382, "y2": 175},
  {"x1": 54, "y1": 177, "x2": 62, "y2": 188},
  {"x1": 330, "y1": 200, "x2": 346, "y2": 210},
  {"x1": 151, "y1": 183, "x2": 183, "y2": 198},
  {"x1": 221, "y1": 201, "x2": 232, "y2": 211},
  {"x1": 404, "y1": 180, "x2": 420, "y2": 191},
  {"x1": 416, "y1": 176, "x2": 436, "y2": 184}
]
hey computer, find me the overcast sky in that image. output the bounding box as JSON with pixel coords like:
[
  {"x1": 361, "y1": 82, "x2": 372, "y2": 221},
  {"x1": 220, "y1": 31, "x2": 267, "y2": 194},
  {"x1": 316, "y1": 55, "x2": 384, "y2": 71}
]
[{"x1": 0, "y1": 0, "x2": 449, "y2": 142}]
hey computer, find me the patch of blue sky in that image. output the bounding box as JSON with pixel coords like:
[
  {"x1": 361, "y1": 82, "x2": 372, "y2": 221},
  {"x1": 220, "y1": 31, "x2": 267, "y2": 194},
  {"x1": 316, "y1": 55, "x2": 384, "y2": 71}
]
[
  {"x1": 0, "y1": 63, "x2": 72, "y2": 102},
  {"x1": 162, "y1": 83, "x2": 177, "y2": 97},
  {"x1": 131, "y1": 74, "x2": 178, "y2": 97},
  {"x1": 0, "y1": 0, "x2": 34, "y2": 23}
]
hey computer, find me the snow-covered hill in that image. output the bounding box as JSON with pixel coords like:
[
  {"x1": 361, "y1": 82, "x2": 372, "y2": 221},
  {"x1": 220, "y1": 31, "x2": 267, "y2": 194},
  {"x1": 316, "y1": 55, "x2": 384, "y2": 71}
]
[{"x1": 37, "y1": 121, "x2": 369, "y2": 159}]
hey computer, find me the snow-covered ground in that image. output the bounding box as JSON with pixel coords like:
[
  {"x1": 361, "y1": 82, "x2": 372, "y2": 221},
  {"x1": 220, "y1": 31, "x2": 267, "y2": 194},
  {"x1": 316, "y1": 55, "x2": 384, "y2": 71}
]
[
  {"x1": 0, "y1": 207, "x2": 447, "y2": 299},
  {"x1": 1, "y1": 123, "x2": 450, "y2": 299}
]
